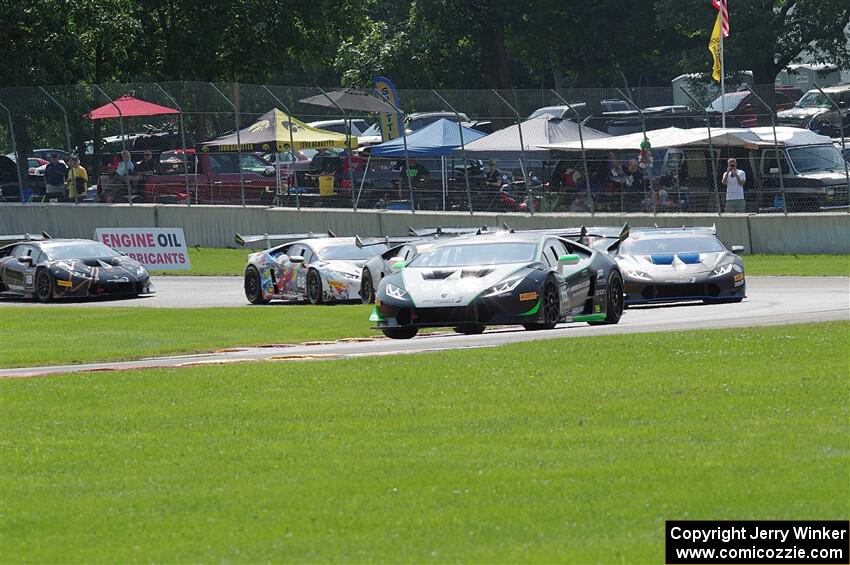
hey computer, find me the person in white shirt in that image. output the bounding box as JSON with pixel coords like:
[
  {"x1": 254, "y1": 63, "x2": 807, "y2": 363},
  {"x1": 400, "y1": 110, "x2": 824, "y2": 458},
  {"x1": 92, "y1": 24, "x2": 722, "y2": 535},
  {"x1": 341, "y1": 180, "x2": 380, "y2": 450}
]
[{"x1": 722, "y1": 158, "x2": 746, "y2": 213}]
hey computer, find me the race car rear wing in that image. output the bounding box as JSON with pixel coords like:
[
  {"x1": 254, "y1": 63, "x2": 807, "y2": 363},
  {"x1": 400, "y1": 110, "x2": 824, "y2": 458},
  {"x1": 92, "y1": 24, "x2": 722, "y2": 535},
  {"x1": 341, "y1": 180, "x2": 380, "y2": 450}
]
[
  {"x1": 235, "y1": 230, "x2": 337, "y2": 247},
  {"x1": 0, "y1": 231, "x2": 52, "y2": 244},
  {"x1": 631, "y1": 223, "x2": 717, "y2": 235},
  {"x1": 354, "y1": 235, "x2": 418, "y2": 249},
  {"x1": 408, "y1": 226, "x2": 497, "y2": 237}
]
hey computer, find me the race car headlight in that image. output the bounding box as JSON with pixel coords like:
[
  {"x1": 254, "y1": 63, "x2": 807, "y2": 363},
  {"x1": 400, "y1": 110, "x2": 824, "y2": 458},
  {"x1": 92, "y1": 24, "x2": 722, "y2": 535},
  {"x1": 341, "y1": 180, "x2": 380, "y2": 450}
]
[
  {"x1": 327, "y1": 269, "x2": 359, "y2": 281},
  {"x1": 483, "y1": 275, "x2": 524, "y2": 297},
  {"x1": 710, "y1": 263, "x2": 741, "y2": 277},
  {"x1": 135, "y1": 266, "x2": 147, "y2": 276},
  {"x1": 386, "y1": 283, "x2": 408, "y2": 300},
  {"x1": 623, "y1": 268, "x2": 651, "y2": 280}
]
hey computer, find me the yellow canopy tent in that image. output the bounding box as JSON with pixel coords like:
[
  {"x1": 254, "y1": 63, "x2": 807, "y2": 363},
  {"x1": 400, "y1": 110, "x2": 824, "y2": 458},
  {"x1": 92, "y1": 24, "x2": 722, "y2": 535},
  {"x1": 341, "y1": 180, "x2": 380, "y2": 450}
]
[{"x1": 199, "y1": 108, "x2": 355, "y2": 152}]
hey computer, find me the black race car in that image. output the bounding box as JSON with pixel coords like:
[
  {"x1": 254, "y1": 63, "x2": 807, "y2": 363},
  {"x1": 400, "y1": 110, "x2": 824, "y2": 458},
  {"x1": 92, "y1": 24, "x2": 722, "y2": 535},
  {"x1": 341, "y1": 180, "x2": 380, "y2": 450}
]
[
  {"x1": 370, "y1": 231, "x2": 625, "y2": 339},
  {"x1": 606, "y1": 227, "x2": 746, "y2": 305},
  {"x1": 0, "y1": 238, "x2": 153, "y2": 302}
]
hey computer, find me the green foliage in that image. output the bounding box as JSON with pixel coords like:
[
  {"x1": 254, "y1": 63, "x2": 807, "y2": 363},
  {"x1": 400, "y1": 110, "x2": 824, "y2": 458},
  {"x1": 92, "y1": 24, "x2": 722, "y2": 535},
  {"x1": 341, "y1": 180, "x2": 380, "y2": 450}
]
[
  {"x1": 1, "y1": 1, "x2": 847, "y2": 88},
  {"x1": 1, "y1": 322, "x2": 847, "y2": 561}
]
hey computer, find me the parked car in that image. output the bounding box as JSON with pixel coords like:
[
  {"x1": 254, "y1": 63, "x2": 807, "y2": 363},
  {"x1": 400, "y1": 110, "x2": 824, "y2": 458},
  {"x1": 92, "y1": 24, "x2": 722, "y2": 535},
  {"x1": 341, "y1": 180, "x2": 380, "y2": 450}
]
[
  {"x1": 307, "y1": 119, "x2": 371, "y2": 137},
  {"x1": 99, "y1": 149, "x2": 280, "y2": 204},
  {"x1": 528, "y1": 99, "x2": 632, "y2": 120},
  {"x1": 27, "y1": 157, "x2": 49, "y2": 178},
  {"x1": 777, "y1": 83, "x2": 850, "y2": 135},
  {"x1": 706, "y1": 87, "x2": 802, "y2": 127}
]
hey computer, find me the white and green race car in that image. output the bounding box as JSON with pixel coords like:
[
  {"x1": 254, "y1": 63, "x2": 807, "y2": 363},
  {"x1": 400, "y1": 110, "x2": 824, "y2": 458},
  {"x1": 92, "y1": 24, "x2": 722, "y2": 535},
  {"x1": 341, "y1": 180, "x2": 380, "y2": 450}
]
[{"x1": 370, "y1": 231, "x2": 625, "y2": 339}]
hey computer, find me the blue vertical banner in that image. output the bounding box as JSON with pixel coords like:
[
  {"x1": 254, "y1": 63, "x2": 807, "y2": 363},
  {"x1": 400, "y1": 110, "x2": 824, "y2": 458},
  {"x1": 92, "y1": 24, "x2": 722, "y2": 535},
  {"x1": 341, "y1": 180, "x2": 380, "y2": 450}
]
[{"x1": 373, "y1": 76, "x2": 403, "y2": 141}]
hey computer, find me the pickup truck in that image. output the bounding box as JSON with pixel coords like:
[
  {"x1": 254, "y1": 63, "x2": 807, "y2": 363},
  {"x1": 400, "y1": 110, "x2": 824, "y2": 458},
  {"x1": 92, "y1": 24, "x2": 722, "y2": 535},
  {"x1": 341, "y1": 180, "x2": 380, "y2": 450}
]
[{"x1": 141, "y1": 150, "x2": 281, "y2": 205}]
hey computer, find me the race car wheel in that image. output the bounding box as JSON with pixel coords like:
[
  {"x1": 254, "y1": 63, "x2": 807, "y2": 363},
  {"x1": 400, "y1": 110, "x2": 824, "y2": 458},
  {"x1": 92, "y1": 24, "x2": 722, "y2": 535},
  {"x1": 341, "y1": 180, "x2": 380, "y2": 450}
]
[
  {"x1": 454, "y1": 324, "x2": 485, "y2": 335},
  {"x1": 35, "y1": 269, "x2": 53, "y2": 303},
  {"x1": 382, "y1": 327, "x2": 419, "y2": 339},
  {"x1": 307, "y1": 270, "x2": 324, "y2": 305},
  {"x1": 524, "y1": 278, "x2": 559, "y2": 331},
  {"x1": 244, "y1": 266, "x2": 269, "y2": 305},
  {"x1": 589, "y1": 270, "x2": 624, "y2": 325},
  {"x1": 360, "y1": 269, "x2": 375, "y2": 304}
]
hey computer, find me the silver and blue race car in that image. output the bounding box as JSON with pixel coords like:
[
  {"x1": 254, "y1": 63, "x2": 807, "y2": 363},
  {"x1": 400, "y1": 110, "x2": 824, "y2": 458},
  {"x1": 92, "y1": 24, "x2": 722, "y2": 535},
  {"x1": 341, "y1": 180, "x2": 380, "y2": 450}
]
[
  {"x1": 610, "y1": 227, "x2": 747, "y2": 305},
  {"x1": 243, "y1": 235, "x2": 389, "y2": 304},
  {"x1": 370, "y1": 231, "x2": 624, "y2": 339}
]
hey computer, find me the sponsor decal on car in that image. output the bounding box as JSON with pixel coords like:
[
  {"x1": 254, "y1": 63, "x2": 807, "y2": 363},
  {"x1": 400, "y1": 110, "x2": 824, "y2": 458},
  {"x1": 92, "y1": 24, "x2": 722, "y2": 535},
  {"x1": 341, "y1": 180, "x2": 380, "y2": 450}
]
[
  {"x1": 57, "y1": 279, "x2": 72, "y2": 287},
  {"x1": 597, "y1": 268, "x2": 605, "y2": 280},
  {"x1": 519, "y1": 291, "x2": 538, "y2": 301}
]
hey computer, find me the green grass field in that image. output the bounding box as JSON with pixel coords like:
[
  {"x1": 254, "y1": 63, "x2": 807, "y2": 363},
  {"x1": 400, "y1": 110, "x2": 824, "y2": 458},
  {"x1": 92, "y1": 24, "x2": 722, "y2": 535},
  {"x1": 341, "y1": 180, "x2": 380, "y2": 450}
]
[
  {"x1": 0, "y1": 305, "x2": 378, "y2": 368},
  {"x1": 153, "y1": 247, "x2": 850, "y2": 277},
  {"x1": 1, "y1": 322, "x2": 847, "y2": 563},
  {"x1": 745, "y1": 254, "x2": 850, "y2": 277}
]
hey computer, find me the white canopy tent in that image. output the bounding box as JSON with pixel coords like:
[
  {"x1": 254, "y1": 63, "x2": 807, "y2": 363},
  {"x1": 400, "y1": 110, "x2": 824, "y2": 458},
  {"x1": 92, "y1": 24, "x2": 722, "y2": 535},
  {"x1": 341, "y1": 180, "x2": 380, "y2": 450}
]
[{"x1": 542, "y1": 126, "x2": 833, "y2": 152}]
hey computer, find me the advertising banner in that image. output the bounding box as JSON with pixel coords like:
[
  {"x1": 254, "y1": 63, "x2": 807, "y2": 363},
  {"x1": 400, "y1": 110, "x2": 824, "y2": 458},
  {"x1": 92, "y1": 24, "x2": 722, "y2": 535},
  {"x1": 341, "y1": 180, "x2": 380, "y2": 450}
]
[
  {"x1": 373, "y1": 76, "x2": 403, "y2": 141},
  {"x1": 95, "y1": 227, "x2": 191, "y2": 270}
]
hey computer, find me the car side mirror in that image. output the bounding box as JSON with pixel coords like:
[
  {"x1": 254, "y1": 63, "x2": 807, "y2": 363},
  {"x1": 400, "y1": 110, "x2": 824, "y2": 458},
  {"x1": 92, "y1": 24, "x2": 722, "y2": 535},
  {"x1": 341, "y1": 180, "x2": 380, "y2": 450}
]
[
  {"x1": 288, "y1": 255, "x2": 305, "y2": 264},
  {"x1": 390, "y1": 259, "x2": 405, "y2": 271},
  {"x1": 18, "y1": 256, "x2": 33, "y2": 266},
  {"x1": 731, "y1": 245, "x2": 745, "y2": 254},
  {"x1": 557, "y1": 253, "x2": 580, "y2": 273}
]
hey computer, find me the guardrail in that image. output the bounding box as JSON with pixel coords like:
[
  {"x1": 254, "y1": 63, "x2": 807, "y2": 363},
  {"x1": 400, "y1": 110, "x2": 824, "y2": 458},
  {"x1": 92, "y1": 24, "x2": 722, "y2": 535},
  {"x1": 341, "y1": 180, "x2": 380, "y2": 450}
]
[{"x1": 1, "y1": 203, "x2": 848, "y2": 254}]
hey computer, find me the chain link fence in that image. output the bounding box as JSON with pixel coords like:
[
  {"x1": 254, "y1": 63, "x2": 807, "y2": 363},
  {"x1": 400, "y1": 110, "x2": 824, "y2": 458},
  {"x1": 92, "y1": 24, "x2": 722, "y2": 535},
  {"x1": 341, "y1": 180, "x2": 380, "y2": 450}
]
[{"x1": 1, "y1": 82, "x2": 847, "y2": 213}]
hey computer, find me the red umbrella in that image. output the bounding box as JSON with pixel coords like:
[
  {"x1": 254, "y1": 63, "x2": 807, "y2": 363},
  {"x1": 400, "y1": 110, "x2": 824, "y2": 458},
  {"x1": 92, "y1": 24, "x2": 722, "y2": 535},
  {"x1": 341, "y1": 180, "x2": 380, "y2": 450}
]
[{"x1": 85, "y1": 95, "x2": 178, "y2": 120}]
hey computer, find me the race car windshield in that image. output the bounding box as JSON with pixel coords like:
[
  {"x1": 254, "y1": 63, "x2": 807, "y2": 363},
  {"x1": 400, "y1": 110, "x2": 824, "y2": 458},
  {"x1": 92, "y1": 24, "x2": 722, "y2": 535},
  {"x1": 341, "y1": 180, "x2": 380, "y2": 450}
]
[
  {"x1": 621, "y1": 237, "x2": 725, "y2": 255},
  {"x1": 318, "y1": 244, "x2": 389, "y2": 261},
  {"x1": 44, "y1": 242, "x2": 122, "y2": 260},
  {"x1": 409, "y1": 242, "x2": 537, "y2": 267}
]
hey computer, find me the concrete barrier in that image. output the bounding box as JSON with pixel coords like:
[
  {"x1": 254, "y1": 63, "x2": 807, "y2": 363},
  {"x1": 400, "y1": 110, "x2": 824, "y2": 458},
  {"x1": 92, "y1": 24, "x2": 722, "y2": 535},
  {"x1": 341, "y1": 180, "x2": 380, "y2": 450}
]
[{"x1": 1, "y1": 203, "x2": 848, "y2": 254}]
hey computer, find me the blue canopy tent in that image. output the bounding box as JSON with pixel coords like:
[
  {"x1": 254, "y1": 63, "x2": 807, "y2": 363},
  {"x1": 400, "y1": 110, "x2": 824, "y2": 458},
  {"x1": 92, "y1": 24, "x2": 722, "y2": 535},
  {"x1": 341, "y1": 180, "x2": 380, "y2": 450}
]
[
  {"x1": 360, "y1": 119, "x2": 487, "y2": 209},
  {"x1": 368, "y1": 118, "x2": 486, "y2": 157}
]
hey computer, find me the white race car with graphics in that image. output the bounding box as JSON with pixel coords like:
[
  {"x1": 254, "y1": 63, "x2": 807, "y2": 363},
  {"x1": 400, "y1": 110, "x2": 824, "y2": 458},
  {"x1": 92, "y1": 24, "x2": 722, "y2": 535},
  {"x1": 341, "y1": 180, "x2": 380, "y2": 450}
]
[{"x1": 243, "y1": 236, "x2": 389, "y2": 304}]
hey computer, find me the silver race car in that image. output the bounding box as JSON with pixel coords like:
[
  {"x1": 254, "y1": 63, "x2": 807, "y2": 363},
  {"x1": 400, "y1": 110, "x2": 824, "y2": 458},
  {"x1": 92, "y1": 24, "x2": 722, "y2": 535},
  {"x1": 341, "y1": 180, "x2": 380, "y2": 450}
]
[
  {"x1": 242, "y1": 234, "x2": 389, "y2": 304},
  {"x1": 609, "y1": 227, "x2": 746, "y2": 305},
  {"x1": 371, "y1": 231, "x2": 624, "y2": 339}
]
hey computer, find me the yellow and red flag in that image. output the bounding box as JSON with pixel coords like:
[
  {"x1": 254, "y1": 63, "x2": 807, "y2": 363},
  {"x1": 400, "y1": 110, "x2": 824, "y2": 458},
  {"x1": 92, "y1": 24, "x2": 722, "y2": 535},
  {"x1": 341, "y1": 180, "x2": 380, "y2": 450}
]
[{"x1": 708, "y1": 11, "x2": 722, "y2": 82}]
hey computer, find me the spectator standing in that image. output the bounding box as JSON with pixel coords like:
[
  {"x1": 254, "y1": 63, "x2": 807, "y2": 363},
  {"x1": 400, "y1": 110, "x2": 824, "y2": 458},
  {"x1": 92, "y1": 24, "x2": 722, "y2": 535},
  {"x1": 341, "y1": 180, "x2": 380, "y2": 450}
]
[
  {"x1": 66, "y1": 157, "x2": 88, "y2": 203},
  {"x1": 623, "y1": 159, "x2": 644, "y2": 211},
  {"x1": 44, "y1": 154, "x2": 68, "y2": 200},
  {"x1": 484, "y1": 160, "x2": 502, "y2": 188},
  {"x1": 722, "y1": 158, "x2": 746, "y2": 213}
]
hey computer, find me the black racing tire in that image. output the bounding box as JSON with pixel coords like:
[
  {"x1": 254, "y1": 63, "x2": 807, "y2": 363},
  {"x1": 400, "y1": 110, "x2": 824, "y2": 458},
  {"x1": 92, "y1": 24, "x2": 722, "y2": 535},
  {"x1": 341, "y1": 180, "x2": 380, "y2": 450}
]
[
  {"x1": 307, "y1": 269, "x2": 323, "y2": 305},
  {"x1": 589, "y1": 270, "x2": 624, "y2": 325},
  {"x1": 360, "y1": 269, "x2": 375, "y2": 304},
  {"x1": 35, "y1": 268, "x2": 53, "y2": 303},
  {"x1": 382, "y1": 327, "x2": 419, "y2": 340},
  {"x1": 523, "y1": 278, "x2": 559, "y2": 331},
  {"x1": 244, "y1": 266, "x2": 269, "y2": 304},
  {"x1": 453, "y1": 324, "x2": 485, "y2": 335},
  {"x1": 703, "y1": 297, "x2": 744, "y2": 304}
]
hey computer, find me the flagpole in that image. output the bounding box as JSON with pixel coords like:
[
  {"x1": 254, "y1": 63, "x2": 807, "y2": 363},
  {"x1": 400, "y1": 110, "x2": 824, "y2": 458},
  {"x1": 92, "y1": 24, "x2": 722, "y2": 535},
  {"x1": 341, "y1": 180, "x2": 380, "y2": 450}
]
[{"x1": 720, "y1": 27, "x2": 726, "y2": 128}]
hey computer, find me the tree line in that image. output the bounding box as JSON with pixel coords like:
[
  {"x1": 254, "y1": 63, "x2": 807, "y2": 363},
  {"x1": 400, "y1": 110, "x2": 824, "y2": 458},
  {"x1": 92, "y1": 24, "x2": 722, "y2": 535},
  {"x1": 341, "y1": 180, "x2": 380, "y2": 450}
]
[{"x1": 2, "y1": 0, "x2": 848, "y2": 89}]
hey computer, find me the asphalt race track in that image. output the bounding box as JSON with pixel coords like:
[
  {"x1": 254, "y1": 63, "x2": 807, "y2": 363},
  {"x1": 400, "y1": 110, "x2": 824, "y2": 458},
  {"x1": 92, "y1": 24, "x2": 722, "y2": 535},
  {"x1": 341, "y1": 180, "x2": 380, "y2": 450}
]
[{"x1": 2, "y1": 276, "x2": 847, "y2": 378}]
